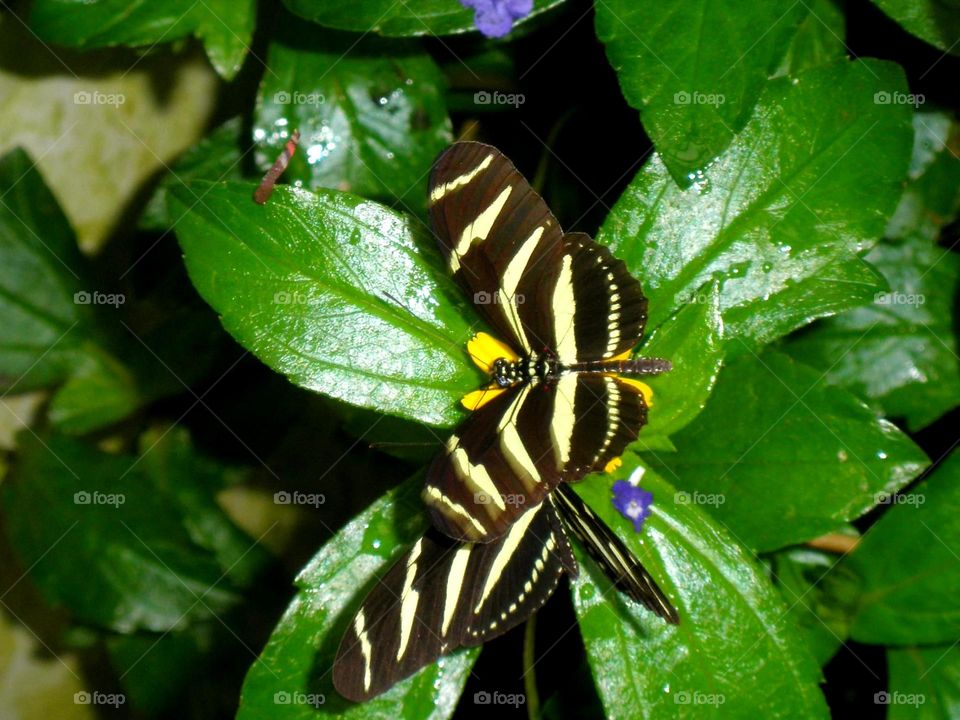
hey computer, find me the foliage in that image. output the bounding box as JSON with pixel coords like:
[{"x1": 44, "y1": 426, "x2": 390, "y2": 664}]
[{"x1": 0, "y1": 0, "x2": 958, "y2": 718}]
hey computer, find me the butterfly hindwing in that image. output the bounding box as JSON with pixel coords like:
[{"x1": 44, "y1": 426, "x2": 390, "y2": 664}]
[
  {"x1": 333, "y1": 500, "x2": 576, "y2": 702},
  {"x1": 549, "y1": 232, "x2": 648, "y2": 364},
  {"x1": 553, "y1": 484, "x2": 679, "y2": 624},
  {"x1": 429, "y1": 142, "x2": 565, "y2": 354},
  {"x1": 424, "y1": 383, "x2": 563, "y2": 543}
]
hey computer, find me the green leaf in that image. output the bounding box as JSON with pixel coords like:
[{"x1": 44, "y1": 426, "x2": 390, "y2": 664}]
[
  {"x1": 236, "y1": 474, "x2": 478, "y2": 720},
  {"x1": 887, "y1": 112, "x2": 960, "y2": 243},
  {"x1": 887, "y1": 644, "x2": 960, "y2": 718},
  {"x1": 29, "y1": 0, "x2": 256, "y2": 79},
  {"x1": 571, "y1": 456, "x2": 829, "y2": 719},
  {"x1": 768, "y1": 543, "x2": 860, "y2": 666},
  {"x1": 0, "y1": 148, "x2": 146, "y2": 433},
  {"x1": 281, "y1": 0, "x2": 565, "y2": 37},
  {"x1": 0, "y1": 430, "x2": 250, "y2": 632},
  {"x1": 598, "y1": 59, "x2": 913, "y2": 349},
  {"x1": 644, "y1": 350, "x2": 929, "y2": 552},
  {"x1": 773, "y1": 0, "x2": 847, "y2": 77},
  {"x1": 255, "y1": 25, "x2": 452, "y2": 213},
  {"x1": 785, "y1": 112, "x2": 960, "y2": 430},
  {"x1": 786, "y1": 236, "x2": 960, "y2": 431},
  {"x1": 141, "y1": 117, "x2": 249, "y2": 231},
  {"x1": 46, "y1": 348, "x2": 141, "y2": 433},
  {"x1": 871, "y1": 0, "x2": 960, "y2": 56},
  {"x1": 846, "y1": 451, "x2": 960, "y2": 645},
  {"x1": 172, "y1": 182, "x2": 481, "y2": 426},
  {"x1": 0, "y1": 147, "x2": 93, "y2": 391},
  {"x1": 636, "y1": 281, "x2": 725, "y2": 442},
  {"x1": 595, "y1": 0, "x2": 808, "y2": 183}
]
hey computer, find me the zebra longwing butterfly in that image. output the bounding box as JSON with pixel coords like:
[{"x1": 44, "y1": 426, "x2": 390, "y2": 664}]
[{"x1": 333, "y1": 142, "x2": 677, "y2": 702}]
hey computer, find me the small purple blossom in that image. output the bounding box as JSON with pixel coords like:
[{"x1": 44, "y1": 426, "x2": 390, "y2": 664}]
[
  {"x1": 459, "y1": 0, "x2": 533, "y2": 39},
  {"x1": 611, "y1": 480, "x2": 654, "y2": 533}
]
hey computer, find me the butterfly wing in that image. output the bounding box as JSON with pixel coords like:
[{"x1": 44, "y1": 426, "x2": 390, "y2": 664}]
[
  {"x1": 333, "y1": 499, "x2": 576, "y2": 702},
  {"x1": 553, "y1": 484, "x2": 679, "y2": 624},
  {"x1": 424, "y1": 373, "x2": 648, "y2": 543},
  {"x1": 429, "y1": 141, "x2": 566, "y2": 355},
  {"x1": 548, "y1": 232, "x2": 649, "y2": 364}
]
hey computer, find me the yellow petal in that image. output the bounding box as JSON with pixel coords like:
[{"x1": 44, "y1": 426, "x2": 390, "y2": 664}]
[
  {"x1": 466, "y1": 331, "x2": 519, "y2": 373},
  {"x1": 604, "y1": 456, "x2": 623, "y2": 474},
  {"x1": 461, "y1": 386, "x2": 507, "y2": 411}
]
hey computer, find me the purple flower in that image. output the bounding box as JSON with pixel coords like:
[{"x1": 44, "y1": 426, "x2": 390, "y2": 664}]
[
  {"x1": 611, "y1": 480, "x2": 654, "y2": 533},
  {"x1": 459, "y1": 0, "x2": 533, "y2": 38}
]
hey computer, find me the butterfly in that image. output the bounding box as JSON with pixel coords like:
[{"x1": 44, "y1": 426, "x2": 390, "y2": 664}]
[{"x1": 333, "y1": 142, "x2": 677, "y2": 702}]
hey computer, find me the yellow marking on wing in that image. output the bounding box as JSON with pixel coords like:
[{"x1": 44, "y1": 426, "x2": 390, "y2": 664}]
[
  {"x1": 461, "y1": 385, "x2": 506, "y2": 411},
  {"x1": 604, "y1": 456, "x2": 623, "y2": 474},
  {"x1": 611, "y1": 348, "x2": 633, "y2": 361},
  {"x1": 616, "y1": 378, "x2": 654, "y2": 407},
  {"x1": 467, "y1": 331, "x2": 519, "y2": 373}
]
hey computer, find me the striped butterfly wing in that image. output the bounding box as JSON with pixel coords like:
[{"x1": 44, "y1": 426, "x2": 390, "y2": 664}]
[
  {"x1": 424, "y1": 373, "x2": 647, "y2": 543},
  {"x1": 429, "y1": 141, "x2": 566, "y2": 355},
  {"x1": 554, "y1": 484, "x2": 679, "y2": 624},
  {"x1": 549, "y1": 232, "x2": 648, "y2": 364},
  {"x1": 333, "y1": 499, "x2": 576, "y2": 702}
]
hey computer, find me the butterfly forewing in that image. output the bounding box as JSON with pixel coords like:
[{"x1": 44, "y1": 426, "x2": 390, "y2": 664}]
[
  {"x1": 333, "y1": 500, "x2": 575, "y2": 702},
  {"x1": 429, "y1": 142, "x2": 565, "y2": 354}
]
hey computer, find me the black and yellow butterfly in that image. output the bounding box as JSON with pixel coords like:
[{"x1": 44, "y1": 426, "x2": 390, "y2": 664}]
[{"x1": 333, "y1": 143, "x2": 677, "y2": 702}]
